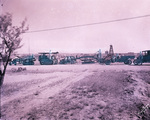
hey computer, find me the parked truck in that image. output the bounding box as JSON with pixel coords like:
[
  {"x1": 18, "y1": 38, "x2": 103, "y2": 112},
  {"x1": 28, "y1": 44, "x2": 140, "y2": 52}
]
[
  {"x1": 133, "y1": 50, "x2": 150, "y2": 65},
  {"x1": 22, "y1": 55, "x2": 36, "y2": 65},
  {"x1": 9, "y1": 55, "x2": 36, "y2": 65},
  {"x1": 116, "y1": 55, "x2": 135, "y2": 65},
  {"x1": 38, "y1": 52, "x2": 58, "y2": 65}
]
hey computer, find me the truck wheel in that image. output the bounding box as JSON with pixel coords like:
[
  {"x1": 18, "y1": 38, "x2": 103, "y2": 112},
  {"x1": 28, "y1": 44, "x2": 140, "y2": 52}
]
[
  {"x1": 49, "y1": 60, "x2": 53, "y2": 65},
  {"x1": 40, "y1": 61, "x2": 44, "y2": 65},
  {"x1": 133, "y1": 60, "x2": 138, "y2": 65},
  {"x1": 138, "y1": 62, "x2": 142, "y2": 65},
  {"x1": 71, "y1": 61, "x2": 74, "y2": 64},
  {"x1": 105, "y1": 60, "x2": 111, "y2": 65},
  {"x1": 54, "y1": 60, "x2": 58, "y2": 64},
  {"x1": 128, "y1": 60, "x2": 132, "y2": 65},
  {"x1": 31, "y1": 61, "x2": 34, "y2": 65}
]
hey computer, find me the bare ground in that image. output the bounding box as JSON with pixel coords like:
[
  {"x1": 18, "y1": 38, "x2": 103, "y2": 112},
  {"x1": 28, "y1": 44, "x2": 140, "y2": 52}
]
[{"x1": 1, "y1": 64, "x2": 150, "y2": 120}]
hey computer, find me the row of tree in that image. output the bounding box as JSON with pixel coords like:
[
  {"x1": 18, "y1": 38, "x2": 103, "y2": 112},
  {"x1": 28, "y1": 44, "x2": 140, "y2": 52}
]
[{"x1": 0, "y1": 13, "x2": 28, "y2": 86}]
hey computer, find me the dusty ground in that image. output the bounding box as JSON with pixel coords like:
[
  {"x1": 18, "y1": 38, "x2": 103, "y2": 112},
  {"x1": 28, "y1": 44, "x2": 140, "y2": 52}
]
[{"x1": 1, "y1": 64, "x2": 150, "y2": 120}]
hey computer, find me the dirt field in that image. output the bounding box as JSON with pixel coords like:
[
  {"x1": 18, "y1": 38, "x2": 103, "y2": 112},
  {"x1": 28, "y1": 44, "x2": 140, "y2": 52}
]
[{"x1": 1, "y1": 64, "x2": 150, "y2": 120}]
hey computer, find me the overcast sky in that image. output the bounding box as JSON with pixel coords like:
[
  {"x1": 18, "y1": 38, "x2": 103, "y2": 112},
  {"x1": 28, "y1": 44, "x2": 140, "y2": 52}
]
[{"x1": 1, "y1": 0, "x2": 150, "y2": 53}]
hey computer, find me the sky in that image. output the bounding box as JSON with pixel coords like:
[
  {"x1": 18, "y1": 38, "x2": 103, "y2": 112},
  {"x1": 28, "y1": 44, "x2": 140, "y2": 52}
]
[{"x1": 1, "y1": 0, "x2": 150, "y2": 54}]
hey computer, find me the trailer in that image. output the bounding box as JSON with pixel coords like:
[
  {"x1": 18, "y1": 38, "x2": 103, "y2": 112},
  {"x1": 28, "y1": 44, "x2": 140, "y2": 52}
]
[
  {"x1": 59, "y1": 56, "x2": 76, "y2": 64},
  {"x1": 78, "y1": 56, "x2": 97, "y2": 64}
]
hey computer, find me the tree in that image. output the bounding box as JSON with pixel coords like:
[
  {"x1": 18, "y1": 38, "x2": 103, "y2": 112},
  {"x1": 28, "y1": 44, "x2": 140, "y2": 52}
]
[{"x1": 0, "y1": 13, "x2": 28, "y2": 86}]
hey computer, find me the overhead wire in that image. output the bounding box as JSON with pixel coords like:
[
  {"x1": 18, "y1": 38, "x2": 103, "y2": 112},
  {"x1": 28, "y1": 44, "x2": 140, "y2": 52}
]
[{"x1": 26, "y1": 14, "x2": 150, "y2": 33}]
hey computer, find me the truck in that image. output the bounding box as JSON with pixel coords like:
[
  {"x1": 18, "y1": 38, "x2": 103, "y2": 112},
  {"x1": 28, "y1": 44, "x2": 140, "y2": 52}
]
[
  {"x1": 133, "y1": 50, "x2": 150, "y2": 65},
  {"x1": 9, "y1": 57, "x2": 22, "y2": 65},
  {"x1": 22, "y1": 55, "x2": 36, "y2": 65},
  {"x1": 116, "y1": 55, "x2": 135, "y2": 65},
  {"x1": 38, "y1": 52, "x2": 58, "y2": 65},
  {"x1": 9, "y1": 55, "x2": 36, "y2": 65}
]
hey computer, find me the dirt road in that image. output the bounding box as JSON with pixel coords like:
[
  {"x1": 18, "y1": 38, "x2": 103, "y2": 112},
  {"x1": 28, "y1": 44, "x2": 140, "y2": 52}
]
[{"x1": 1, "y1": 64, "x2": 150, "y2": 120}]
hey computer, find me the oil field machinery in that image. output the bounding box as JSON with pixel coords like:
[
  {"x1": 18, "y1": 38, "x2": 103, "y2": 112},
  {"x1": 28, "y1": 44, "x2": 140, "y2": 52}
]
[
  {"x1": 78, "y1": 55, "x2": 97, "y2": 64},
  {"x1": 59, "y1": 56, "x2": 76, "y2": 64},
  {"x1": 9, "y1": 57, "x2": 22, "y2": 65},
  {"x1": 98, "y1": 45, "x2": 115, "y2": 65},
  {"x1": 22, "y1": 55, "x2": 36, "y2": 65},
  {"x1": 9, "y1": 55, "x2": 36, "y2": 65},
  {"x1": 38, "y1": 52, "x2": 58, "y2": 65}
]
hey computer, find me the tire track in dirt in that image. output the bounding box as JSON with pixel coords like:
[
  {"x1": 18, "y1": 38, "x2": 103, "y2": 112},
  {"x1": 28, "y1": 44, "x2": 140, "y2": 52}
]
[
  {"x1": 1, "y1": 76, "x2": 56, "y2": 97},
  {"x1": 1, "y1": 70, "x2": 93, "y2": 120},
  {"x1": 1, "y1": 73, "x2": 58, "y2": 102},
  {"x1": 1, "y1": 71, "x2": 77, "y2": 104},
  {"x1": 20, "y1": 70, "x2": 93, "y2": 118}
]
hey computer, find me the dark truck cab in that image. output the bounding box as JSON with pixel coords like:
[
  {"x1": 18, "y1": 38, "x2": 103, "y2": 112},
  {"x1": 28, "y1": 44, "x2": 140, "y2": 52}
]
[{"x1": 133, "y1": 50, "x2": 150, "y2": 65}]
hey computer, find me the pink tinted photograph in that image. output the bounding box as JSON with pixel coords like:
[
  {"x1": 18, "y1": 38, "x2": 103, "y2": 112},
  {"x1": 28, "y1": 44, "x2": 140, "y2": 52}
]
[{"x1": 0, "y1": 0, "x2": 150, "y2": 119}]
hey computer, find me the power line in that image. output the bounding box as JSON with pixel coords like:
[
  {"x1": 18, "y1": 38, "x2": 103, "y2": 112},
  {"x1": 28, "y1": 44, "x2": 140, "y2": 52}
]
[{"x1": 26, "y1": 14, "x2": 150, "y2": 33}]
